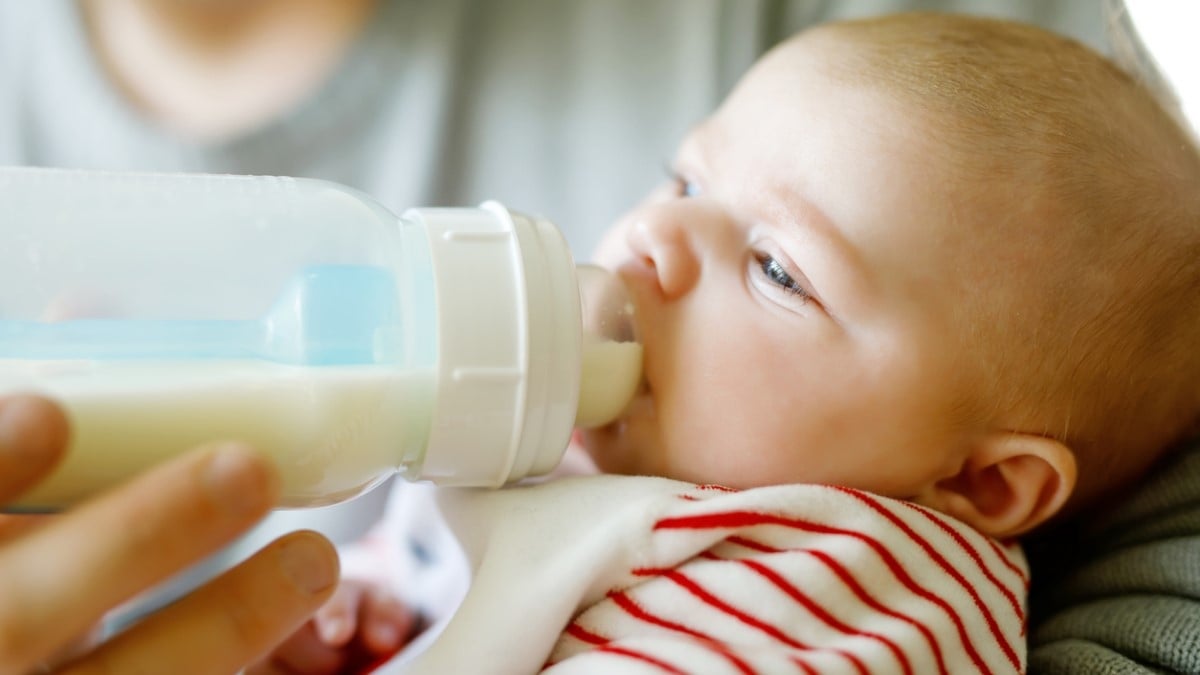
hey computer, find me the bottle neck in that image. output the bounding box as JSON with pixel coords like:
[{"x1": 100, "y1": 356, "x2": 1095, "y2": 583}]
[{"x1": 398, "y1": 203, "x2": 581, "y2": 486}]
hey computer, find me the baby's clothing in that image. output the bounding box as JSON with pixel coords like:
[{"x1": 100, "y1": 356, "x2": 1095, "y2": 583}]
[{"x1": 350, "y1": 476, "x2": 1028, "y2": 674}]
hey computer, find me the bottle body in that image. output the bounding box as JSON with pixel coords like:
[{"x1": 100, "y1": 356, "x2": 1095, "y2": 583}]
[
  {"x1": 10, "y1": 360, "x2": 434, "y2": 507},
  {"x1": 0, "y1": 167, "x2": 640, "y2": 509}
]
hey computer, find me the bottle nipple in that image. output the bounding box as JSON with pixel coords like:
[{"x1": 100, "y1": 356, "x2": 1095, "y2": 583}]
[{"x1": 574, "y1": 265, "x2": 643, "y2": 428}]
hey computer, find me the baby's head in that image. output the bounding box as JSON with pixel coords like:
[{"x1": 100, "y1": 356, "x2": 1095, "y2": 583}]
[{"x1": 583, "y1": 12, "x2": 1200, "y2": 538}]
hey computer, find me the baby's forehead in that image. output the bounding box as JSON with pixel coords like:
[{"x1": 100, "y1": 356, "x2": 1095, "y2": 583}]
[
  {"x1": 710, "y1": 17, "x2": 1184, "y2": 263},
  {"x1": 735, "y1": 29, "x2": 848, "y2": 89}
]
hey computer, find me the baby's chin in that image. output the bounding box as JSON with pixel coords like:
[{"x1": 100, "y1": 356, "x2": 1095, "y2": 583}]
[{"x1": 576, "y1": 393, "x2": 662, "y2": 476}]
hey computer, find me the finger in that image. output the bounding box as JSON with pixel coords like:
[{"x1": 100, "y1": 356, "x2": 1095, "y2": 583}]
[
  {"x1": 249, "y1": 623, "x2": 347, "y2": 675},
  {"x1": 246, "y1": 661, "x2": 295, "y2": 675},
  {"x1": 0, "y1": 395, "x2": 69, "y2": 500},
  {"x1": 28, "y1": 623, "x2": 103, "y2": 675},
  {"x1": 0, "y1": 514, "x2": 52, "y2": 545},
  {"x1": 245, "y1": 657, "x2": 299, "y2": 675},
  {"x1": 314, "y1": 583, "x2": 364, "y2": 647},
  {"x1": 359, "y1": 590, "x2": 418, "y2": 654},
  {"x1": 63, "y1": 531, "x2": 338, "y2": 675},
  {"x1": 0, "y1": 443, "x2": 278, "y2": 673}
]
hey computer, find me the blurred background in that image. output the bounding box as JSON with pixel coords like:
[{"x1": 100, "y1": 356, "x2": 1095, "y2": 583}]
[{"x1": 1118, "y1": 0, "x2": 1199, "y2": 135}]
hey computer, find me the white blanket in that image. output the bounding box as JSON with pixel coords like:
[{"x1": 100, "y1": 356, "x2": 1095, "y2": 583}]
[
  {"x1": 359, "y1": 476, "x2": 1028, "y2": 674},
  {"x1": 352, "y1": 475, "x2": 1022, "y2": 667}
]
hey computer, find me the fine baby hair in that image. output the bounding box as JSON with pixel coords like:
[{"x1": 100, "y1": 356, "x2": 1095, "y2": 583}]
[{"x1": 820, "y1": 13, "x2": 1200, "y2": 509}]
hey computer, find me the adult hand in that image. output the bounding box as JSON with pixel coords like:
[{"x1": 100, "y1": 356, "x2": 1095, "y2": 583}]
[
  {"x1": 0, "y1": 395, "x2": 340, "y2": 675},
  {"x1": 249, "y1": 578, "x2": 416, "y2": 675}
]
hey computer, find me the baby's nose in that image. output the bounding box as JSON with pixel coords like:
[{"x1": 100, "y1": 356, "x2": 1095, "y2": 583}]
[{"x1": 625, "y1": 207, "x2": 701, "y2": 300}]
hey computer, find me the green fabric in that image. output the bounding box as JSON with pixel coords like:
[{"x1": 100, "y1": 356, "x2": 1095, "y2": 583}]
[{"x1": 1027, "y1": 438, "x2": 1200, "y2": 674}]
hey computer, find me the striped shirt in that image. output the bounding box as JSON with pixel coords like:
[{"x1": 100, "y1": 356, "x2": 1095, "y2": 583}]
[{"x1": 368, "y1": 475, "x2": 1027, "y2": 674}]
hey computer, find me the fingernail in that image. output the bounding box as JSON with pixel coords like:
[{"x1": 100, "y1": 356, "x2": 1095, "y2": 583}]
[
  {"x1": 202, "y1": 445, "x2": 275, "y2": 516},
  {"x1": 279, "y1": 532, "x2": 338, "y2": 594},
  {"x1": 0, "y1": 399, "x2": 28, "y2": 452},
  {"x1": 370, "y1": 622, "x2": 400, "y2": 649},
  {"x1": 318, "y1": 616, "x2": 348, "y2": 644},
  {"x1": 0, "y1": 396, "x2": 65, "y2": 458}
]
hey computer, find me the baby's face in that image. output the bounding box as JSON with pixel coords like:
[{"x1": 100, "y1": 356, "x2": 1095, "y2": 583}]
[{"x1": 583, "y1": 38, "x2": 994, "y2": 496}]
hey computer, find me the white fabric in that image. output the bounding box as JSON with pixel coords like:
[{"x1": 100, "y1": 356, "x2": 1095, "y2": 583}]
[{"x1": 367, "y1": 476, "x2": 1028, "y2": 674}]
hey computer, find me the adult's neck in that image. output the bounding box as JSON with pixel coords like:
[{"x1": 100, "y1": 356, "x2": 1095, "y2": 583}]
[{"x1": 80, "y1": 0, "x2": 379, "y2": 141}]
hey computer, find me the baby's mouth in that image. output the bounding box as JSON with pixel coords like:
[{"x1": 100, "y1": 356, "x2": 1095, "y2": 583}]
[
  {"x1": 577, "y1": 378, "x2": 657, "y2": 475},
  {"x1": 597, "y1": 373, "x2": 651, "y2": 436}
]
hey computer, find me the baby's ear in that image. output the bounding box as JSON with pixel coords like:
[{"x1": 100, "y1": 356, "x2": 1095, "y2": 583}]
[{"x1": 917, "y1": 433, "x2": 1077, "y2": 539}]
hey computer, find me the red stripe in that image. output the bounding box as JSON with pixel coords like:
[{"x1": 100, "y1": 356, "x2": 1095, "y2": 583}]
[
  {"x1": 833, "y1": 487, "x2": 1021, "y2": 671},
  {"x1": 984, "y1": 537, "x2": 1030, "y2": 590},
  {"x1": 652, "y1": 567, "x2": 870, "y2": 675},
  {"x1": 788, "y1": 655, "x2": 820, "y2": 675},
  {"x1": 677, "y1": 485, "x2": 738, "y2": 502},
  {"x1": 739, "y1": 555, "x2": 915, "y2": 675},
  {"x1": 694, "y1": 484, "x2": 739, "y2": 493},
  {"x1": 724, "y1": 537, "x2": 949, "y2": 675},
  {"x1": 556, "y1": 624, "x2": 688, "y2": 675},
  {"x1": 900, "y1": 501, "x2": 1026, "y2": 632},
  {"x1": 592, "y1": 645, "x2": 689, "y2": 675},
  {"x1": 543, "y1": 622, "x2": 608, "y2": 669},
  {"x1": 655, "y1": 511, "x2": 990, "y2": 673},
  {"x1": 566, "y1": 622, "x2": 607, "y2": 645},
  {"x1": 609, "y1": 590, "x2": 756, "y2": 675}
]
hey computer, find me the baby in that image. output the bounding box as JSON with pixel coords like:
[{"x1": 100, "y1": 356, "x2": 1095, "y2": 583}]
[{"x1": 253, "y1": 12, "x2": 1200, "y2": 675}]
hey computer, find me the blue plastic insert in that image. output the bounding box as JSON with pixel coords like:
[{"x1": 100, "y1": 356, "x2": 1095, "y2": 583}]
[{"x1": 0, "y1": 265, "x2": 401, "y2": 365}]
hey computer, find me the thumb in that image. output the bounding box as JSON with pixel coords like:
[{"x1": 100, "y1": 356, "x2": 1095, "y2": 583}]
[
  {"x1": 313, "y1": 582, "x2": 363, "y2": 646},
  {"x1": 0, "y1": 395, "x2": 70, "y2": 499}
]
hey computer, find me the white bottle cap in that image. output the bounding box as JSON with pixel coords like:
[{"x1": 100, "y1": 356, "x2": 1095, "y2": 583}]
[{"x1": 404, "y1": 202, "x2": 580, "y2": 486}]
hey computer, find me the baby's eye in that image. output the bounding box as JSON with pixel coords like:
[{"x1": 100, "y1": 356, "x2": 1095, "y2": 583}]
[
  {"x1": 755, "y1": 253, "x2": 811, "y2": 302},
  {"x1": 664, "y1": 164, "x2": 701, "y2": 198}
]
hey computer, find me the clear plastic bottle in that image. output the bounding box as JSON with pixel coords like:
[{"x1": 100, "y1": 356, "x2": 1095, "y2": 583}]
[{"x1": 0, "y1": 167, "x2": 642, "y2": 509}]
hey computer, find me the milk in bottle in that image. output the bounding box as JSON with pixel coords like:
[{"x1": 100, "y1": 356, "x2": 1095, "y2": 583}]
[{"x1": 0, "y1": 167, "x2": 641, "y2": 509}]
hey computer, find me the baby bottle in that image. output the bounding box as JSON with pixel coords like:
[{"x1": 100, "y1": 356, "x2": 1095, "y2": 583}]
[{"x1": 0, "y1": 166, "x2": 642, "y2": 509}]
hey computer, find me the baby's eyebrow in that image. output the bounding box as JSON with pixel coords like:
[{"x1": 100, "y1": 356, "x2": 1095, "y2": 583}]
[{"x1": 765, "y1": 186, "x2": 872, "y2": 313}]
